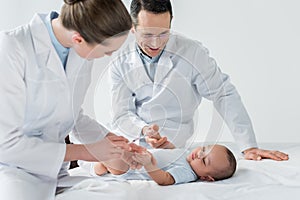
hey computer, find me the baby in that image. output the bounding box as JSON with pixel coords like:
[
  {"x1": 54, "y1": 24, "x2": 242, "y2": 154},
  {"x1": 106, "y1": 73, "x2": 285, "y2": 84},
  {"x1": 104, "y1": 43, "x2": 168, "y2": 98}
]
[{"x1": 94, "y1": 143, "x2": 237, "y2": 185}]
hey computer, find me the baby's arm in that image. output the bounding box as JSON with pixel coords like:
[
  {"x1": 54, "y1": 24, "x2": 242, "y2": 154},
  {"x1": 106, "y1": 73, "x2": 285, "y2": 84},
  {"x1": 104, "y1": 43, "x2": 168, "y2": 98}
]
[{"x1": 133, "y1": 151, "x2": 175, "y2": 186}]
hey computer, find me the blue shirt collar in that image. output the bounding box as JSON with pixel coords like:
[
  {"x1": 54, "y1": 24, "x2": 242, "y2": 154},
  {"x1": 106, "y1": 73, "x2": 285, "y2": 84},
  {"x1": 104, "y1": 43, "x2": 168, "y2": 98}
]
[
  {"x1": 136, "y1": 44, "x2": 164, "y2": 64},
  {"x1": 44, "y1": 11, "x2": 70, "y2": 68}
]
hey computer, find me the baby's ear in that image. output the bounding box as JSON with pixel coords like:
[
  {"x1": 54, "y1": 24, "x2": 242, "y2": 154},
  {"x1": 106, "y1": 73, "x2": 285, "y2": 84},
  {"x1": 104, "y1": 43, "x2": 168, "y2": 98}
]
[{"x1": 200, "y1": 175, "x2": 215, "y2": 182}]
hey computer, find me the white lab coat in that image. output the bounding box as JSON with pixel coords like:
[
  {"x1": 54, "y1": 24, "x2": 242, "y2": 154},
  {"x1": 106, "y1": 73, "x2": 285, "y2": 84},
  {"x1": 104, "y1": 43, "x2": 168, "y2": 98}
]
[
  {"x1": 110, "y1": 33, "x2": 258, "y2": 150},
  {"x1": 0, "y1": 13, "x2": 108, "y2": 199}
]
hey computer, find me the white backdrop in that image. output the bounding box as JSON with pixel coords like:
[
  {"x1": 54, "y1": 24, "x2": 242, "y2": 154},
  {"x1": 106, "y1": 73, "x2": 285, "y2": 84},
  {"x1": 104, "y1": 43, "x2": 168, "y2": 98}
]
[{"x1": 1, "y1": 0, "x2": 299, "y2": 143}]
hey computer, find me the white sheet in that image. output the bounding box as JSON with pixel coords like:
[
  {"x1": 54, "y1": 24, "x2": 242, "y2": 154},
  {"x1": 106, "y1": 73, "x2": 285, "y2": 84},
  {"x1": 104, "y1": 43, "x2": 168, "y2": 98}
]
[{"x1": 56, "y1": 143, "x2": 300, "y2": 200}]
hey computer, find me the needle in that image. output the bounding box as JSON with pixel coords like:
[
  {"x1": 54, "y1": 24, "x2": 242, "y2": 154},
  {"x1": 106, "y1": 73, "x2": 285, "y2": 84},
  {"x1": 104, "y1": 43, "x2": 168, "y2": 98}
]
[
  {"x1": 131, "y1": 123, "x2": 164, "y2": 143},
  {"x1": 131, "y1": 135, "x2": 147, "y2": 143}
]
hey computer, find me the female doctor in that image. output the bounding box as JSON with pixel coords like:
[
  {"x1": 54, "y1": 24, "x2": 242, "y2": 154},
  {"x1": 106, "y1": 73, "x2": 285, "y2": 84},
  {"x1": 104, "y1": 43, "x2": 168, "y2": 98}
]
[{"x1": 0, "y1": 0, "x2": 132, "y2": 199}]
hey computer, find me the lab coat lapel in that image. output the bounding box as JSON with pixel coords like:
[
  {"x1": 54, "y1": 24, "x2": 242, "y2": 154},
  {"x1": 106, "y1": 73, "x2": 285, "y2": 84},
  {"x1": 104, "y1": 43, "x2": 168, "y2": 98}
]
[
  {"x1": 29, "y1": 14, "x2": 66, "y2": 79},
  {"x1": 154, "y1": 35, "x2": 179, "y2": 83},
  {"x1": 125, "y1": 44, "x2": 153, "y2": 85},
  {"x1": 154, "y1": 52, "x2": 173, "y2": 84},
  {"x1": 65, "y1": 49, "x2": 88, "y2": 78}
]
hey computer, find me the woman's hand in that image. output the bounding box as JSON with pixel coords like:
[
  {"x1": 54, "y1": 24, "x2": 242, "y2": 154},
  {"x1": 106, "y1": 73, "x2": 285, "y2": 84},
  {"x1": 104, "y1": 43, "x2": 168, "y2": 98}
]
[{"x1": 85, "y1": 134, "x2": 131, "y2": 162}]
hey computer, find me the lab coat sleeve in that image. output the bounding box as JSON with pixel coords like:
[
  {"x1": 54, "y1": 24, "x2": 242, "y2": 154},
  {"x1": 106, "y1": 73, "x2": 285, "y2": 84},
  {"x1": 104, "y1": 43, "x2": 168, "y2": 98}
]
[
  {"x1": 69, "y1": 109, "x2": 109, "y2": 144},
  {"x1": 191, "y1": 41, "x2": 258, "y2": 152},
  {"x1": 0, "y1": 33, "x2": 66, "y2": 179},
  {"x1": 68, "y1": 108, "x2": 110, "y2": 176},
  {"x1": 109, "y1": 61, "x2": 147, "y2": 140}
]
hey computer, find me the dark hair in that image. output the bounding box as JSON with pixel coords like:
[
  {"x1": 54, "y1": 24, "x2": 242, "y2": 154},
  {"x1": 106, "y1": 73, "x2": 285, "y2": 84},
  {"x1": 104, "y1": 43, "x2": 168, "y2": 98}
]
[
  {"x1": 213, "y1": 148, "x2": 237, "y2": 181},
  {"x1": 130, "y1": 0, "x2": 173, "y2": 27},
  {"x1": 61, "y1": 0, "x2": 132, "y2": 44}
]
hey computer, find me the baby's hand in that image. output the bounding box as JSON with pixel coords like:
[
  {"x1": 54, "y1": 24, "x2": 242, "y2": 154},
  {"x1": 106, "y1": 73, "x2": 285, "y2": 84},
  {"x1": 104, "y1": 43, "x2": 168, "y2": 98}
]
[{"x1": 132, "y1": 151, "x2": 156, "y2": 167}]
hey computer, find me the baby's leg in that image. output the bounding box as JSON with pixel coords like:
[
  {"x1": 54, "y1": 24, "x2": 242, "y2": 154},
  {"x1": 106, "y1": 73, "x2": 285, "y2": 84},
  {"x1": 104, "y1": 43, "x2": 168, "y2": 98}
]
[
  {"x1": 102, "y1": 159, "x2": 130, "y2": 175},
  {"x1": 94, "y1": 162, "x2": 109, "y2": 176}
]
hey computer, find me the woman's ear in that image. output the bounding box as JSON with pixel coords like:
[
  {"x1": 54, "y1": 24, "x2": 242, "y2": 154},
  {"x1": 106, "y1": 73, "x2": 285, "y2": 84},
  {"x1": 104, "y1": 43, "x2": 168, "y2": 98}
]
[
  {"x1": 131, "y1": 26, "x2": 136, "y2": 34},
  {"x1": 200, "y1": 175, "x2": 215, "y2": 182},
  {"x1": 71, "y1": 32, "x2": 84, "y2": 44}
]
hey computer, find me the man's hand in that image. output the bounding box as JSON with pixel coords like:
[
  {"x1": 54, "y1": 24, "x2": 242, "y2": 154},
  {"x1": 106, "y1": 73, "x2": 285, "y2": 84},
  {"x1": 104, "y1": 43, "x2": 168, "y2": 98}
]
[
  {"x1": 146, "y1": 137, "x2": 175, "y2": 149},
  {"x1": 243, "y1": 148, "x2": 289, "y2": 161},
  {"x1": 143, "y1": 124, "x2": 175, "y2": 149},
  {"x1": 142, "y1": 124, "x2": 160, "y2": 137}
]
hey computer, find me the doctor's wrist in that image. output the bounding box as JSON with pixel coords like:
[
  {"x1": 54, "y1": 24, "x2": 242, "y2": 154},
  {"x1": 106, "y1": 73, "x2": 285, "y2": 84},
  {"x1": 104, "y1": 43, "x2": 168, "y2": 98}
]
[{"x1": 242, "y1": 147, "x2": 258, "y2": 154}]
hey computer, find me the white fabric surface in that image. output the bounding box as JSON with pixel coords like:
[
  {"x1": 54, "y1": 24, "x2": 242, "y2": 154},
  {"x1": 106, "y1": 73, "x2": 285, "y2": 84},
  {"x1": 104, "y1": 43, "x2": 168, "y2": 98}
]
[{"x1": 56, "y1": 143, "x2": 300, "y2": 200}]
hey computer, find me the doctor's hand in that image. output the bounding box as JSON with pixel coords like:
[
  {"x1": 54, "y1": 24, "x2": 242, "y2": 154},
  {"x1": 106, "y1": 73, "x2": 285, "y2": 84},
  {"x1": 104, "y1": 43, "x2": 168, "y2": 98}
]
[
  {"x1": 142, "y1": 124, "x2": 160, "y2": 137},
  {"x1": 129, "y1": 142, "x2": 146, "y2": 153},
  {"x1": 85, "y1": 134, "x2": 131, "y2": 162},
  {"x1": 143, "y1": 124, "x2": 175, "y2": 149},
  {"x1": 243, "y1": 148, "x2": 289, "y2": 161},
  {"x1": 146, "y1": 136, "x2": 175, "y2": 149}
]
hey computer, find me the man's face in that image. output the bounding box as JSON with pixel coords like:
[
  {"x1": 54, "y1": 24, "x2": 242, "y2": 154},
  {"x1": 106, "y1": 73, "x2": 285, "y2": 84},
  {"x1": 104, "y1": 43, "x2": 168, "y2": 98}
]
[{"x1": 133, "y1": 10, "x2": 171, "y2": 58}]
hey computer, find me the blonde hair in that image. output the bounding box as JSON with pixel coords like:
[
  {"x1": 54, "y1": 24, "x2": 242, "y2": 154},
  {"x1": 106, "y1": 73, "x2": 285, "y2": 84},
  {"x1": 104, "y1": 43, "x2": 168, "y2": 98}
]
[{"x1": 61, "y1": 0, "x2": 132, "y2": 44}]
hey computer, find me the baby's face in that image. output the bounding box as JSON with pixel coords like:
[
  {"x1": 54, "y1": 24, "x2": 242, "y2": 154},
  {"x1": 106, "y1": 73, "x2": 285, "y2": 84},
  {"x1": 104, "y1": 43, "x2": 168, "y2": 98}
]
[{"x1": 186, "y1": 144, "x2": 229, "y2": 181}]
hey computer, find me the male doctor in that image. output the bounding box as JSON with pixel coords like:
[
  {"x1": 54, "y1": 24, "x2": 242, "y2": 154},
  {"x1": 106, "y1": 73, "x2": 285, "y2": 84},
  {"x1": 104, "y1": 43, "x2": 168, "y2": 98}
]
[{"x1": 109, "y1": 0, "x2": 288, "y2": 161}]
